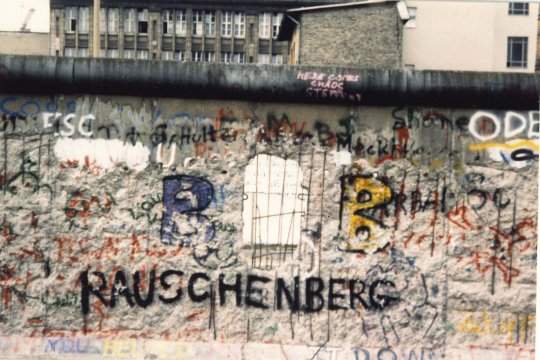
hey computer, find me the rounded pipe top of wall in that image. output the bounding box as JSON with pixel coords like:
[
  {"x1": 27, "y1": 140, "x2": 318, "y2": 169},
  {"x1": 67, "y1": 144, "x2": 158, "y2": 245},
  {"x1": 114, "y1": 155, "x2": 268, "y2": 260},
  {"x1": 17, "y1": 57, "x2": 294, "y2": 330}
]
[{"x1": 0, "y1": 55, "x2": 538, "y2": 110}]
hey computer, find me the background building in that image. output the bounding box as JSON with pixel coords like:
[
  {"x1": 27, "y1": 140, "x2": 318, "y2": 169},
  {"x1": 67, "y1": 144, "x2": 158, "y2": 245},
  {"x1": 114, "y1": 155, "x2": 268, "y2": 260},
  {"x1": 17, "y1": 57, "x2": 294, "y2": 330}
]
[
  {"x1": 0, "y1": 31, "x2": 49, "y2": 56},
  {"x1": 50, "y1": 0, "x2": 335, "y2": 64},
  {"x1": 0, "y1": 1, "x2": 50, "y2": 56},
  {"x1": 280, "y1": 0, "x2": 406, "y2": 68},
  {"x1": 402, "y1": 0, "x2": 538, "y2": 73}
]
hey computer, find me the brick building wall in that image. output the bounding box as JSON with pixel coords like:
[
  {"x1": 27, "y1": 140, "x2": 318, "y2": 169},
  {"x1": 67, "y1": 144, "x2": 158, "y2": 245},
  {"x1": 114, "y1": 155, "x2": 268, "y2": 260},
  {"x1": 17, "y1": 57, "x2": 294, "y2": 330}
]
[{"x1": 298, "y1": 3, "x2": 402, "y2": 68}]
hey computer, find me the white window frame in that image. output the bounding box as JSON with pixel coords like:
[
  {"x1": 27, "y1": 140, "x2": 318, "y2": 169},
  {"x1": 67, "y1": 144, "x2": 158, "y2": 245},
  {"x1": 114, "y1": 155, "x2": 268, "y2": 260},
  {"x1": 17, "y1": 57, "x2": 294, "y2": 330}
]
[
  {"x1": 175, "y1": 51, "x2": 185, "y2": 61},
  {"x1": 107, "y1": 8, "x2": 119, "y2": 34},
  {"x1": 100, "y1": 8, "x2": 107, "y2": 33},
  {"x1": 258, "y1": 54, "x2": 270, "y2": 64},
  {"x1": 175, "y1": 10, "x2": 187, "y2": 36},
  {"x1": 192, "y1": 11, "x2": 203, "y2": 36},
  {"x1": 272, "y1": 13, "x2": 283, "y2": 39},
  {"x1": 234, "y1": 12, "x2": 245, "y2": 38},
  {"x1": 107, "y1": 49, "x2": 119, "y2": 59},
  {"x1": 204, "y1": 51, "x2": 215, "y2": 62},
  {"x1": 78, "y1": 7, "x2": 89, "y2": 33},
  {"x1": 124, "y1": 9, "x2": 137, "y2": 34},
  {"x1": 232, "y1": 52, "x2": 245, "y2": 64},
  {"x1": 271, "y1": 54, "x2": 283, "y2": 65},
  {"x1": 221, "y1": 12, "x2": 232, "y2": 38},
  {"x1": 138, "y1": 9, "x2": 149, "y2": 34},
  {"x1": 78, "y1": 48, "x2": 89, "y2": 58},
  {"x1": 137, "y1": 50, "x2": 149, "y2": 60},
  {"x1": 509, "y1": 2, "x2": 529, "y2": 15},
  {"x1": 124, "y1": 49, "x2": 135, "y2": 59},
  {"x1": 65, "y1": 7, "x2": 78, "y2": 33},
  {"x1": 192, "y1": 51, "x2": 203, "y2": 62},
  {"x1": 204, "y1": 11, "x2": 216, "y2": 37},
  {"x1": 162, "y1": 51, "x2": 174, "y2": 60},
  {"x1": 221, "y1": 52, "x2": 231, "y2": 63},
  {"x1": 259, "y1": 12, "x2": 271, "y2": 39},
  {"x1": 162, "y1": 10, "x2": 174, "y2": 35},
  {"x1": 64, "y1": 47, "x2": 77, "y2": 57},
  {"x1": 507, "y1": 36, "x2": 528, "y2": 68}
]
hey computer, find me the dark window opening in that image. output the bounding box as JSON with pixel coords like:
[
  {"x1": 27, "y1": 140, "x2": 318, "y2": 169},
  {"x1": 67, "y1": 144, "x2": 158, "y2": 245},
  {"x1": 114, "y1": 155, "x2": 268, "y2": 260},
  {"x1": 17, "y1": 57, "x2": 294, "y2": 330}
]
[
  {"x1": 509, "y1": 2, "x2": 529, "y2": 15},
  {"x1": 138, "y1": 21, "x2": 148, "y2": 33},
  {"x1": 507, "y1": 36, "x2": 528, "y2": 68}
]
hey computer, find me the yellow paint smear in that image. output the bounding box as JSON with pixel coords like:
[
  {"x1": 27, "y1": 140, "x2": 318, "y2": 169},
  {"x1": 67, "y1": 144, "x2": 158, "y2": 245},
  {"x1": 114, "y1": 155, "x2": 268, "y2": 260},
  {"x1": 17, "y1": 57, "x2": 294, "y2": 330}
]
[{"x1": 468, "y1": 140, "x2": 540, "y2": 152}]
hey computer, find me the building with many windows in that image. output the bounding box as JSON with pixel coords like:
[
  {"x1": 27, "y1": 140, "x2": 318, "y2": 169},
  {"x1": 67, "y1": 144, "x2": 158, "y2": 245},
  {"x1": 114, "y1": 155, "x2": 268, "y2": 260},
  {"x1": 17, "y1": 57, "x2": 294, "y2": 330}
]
[
  {"x1": 50, "y1": 0, "x2": 539, "y2": 73},
  {"x1": 50, "y1": 0, "x2": 333, "y2": 65}
]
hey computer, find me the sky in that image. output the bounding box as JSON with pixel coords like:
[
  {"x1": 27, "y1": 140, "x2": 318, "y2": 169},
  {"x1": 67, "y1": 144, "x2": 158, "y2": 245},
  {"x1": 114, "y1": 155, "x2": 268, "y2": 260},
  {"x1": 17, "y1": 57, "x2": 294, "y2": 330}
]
[{"x1": 0, "y1": 0, "x2": 50, "y2": 32}]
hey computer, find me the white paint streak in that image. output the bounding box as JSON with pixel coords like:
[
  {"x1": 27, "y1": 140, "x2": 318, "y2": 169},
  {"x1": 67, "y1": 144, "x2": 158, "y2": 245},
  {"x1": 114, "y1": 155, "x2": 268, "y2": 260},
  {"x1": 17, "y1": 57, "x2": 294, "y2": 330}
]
[{"x1": 54, "y1": 138, "x2": 150, "y2": 171}]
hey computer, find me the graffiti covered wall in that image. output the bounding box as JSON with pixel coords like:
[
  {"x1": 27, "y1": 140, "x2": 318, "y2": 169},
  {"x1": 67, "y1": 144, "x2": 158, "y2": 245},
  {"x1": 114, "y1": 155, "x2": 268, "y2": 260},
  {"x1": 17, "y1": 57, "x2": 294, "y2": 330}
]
[{"x1": 0, "y1": 93, "x2": 537, "y2": 359}]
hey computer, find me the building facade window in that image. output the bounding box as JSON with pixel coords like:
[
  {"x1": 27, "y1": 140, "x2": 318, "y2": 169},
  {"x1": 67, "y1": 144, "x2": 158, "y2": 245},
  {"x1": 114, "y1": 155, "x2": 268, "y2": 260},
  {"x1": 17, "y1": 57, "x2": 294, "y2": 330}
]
[
  {"x1": 79, "y1": 48, "x2": 89, "y2": 57},
  {"x1": 405, "y1": 7, "x2": 417, "y2": 28},
  {"x1": 124, "y1": 49, "x2": 135, "y2": 59},
  {"x1": 64, "y1": 47, "x2": 77, "y2": 57},
  {"x1": 162, "y1": 51, "x2": 174, "y2": 60},
  {"x1": 259, "y1": 12, "x2": 271, "y2": 39},
  {"x1": 175, "y1": 51, "x2": 185, "y2": 61},
  {"x1": 271, "y1": 54, "x2": 283, "y2": 65},
  {"x1": 204, "y1": 11, "x2": 216, "y2": 36},
  {"x1": 258, "y1": 54, "x2": 270, "y2": 64},
  {"x1": 192, "y1": 11, "x2": 203, "y2": 36},
  {"x1": 507, "y1": 37, "x2": 528, "y2": 68},
  {"x1": 221, "y1": 12, "x2": 232, "y2": 37},
  {"x1": 175, "y1": 10, "x2": 187, "y2": 36},
  {"x1": 509, "y1": 2, "x2": 529, "y2": 15},
  {"x1": 55, "y1": 16, "x2": 60, "y2": 37},
  {"x1": 138, "y1": 9, "x2": 149, "y2": 34},
  {"x1": 192, "y1": 51, "x2": 203, "y2": 62},
  {"x1": 162, "y1": 10, "x2": 174, "y2": 35},
  {"x1": 233, "y1": 52, "x2": 245, "y2": 64},
  {"x1": 100, "y1": 8, "x2": 107, "y2": 33},
  {"x1": 204, "y1": 51, "x2": 215, "y2": 62},
  {"x1": 124, "y1": 9, "x2": 137, "y2": 34},
  {"x1": 137, "y1": 50, "x2": 149, "y2": 60},
  {"x1": 78, "y1": 8, "x2": 89, "y2": 33},
  {"x1": 221, "y1": 53, "x2": 245, "y2": 64},
  {"x1": 107, "y1": 49, "x2": 118, "y2": 58},
  {"x1": 65, "y1": 7, "x2": 78, "y2": 33},
  {"x1": 221, "y1": 52, "x2": 231, "y2": 63},
  {"x1": 272, "y1": 13, "x2": 283, "y2": 39},
  {"x1": 107, "y1": 8, "x2": 119, "y2": 34},
  {"x1": 234, "y1": 12, "x2": 245, "y2": 38}
]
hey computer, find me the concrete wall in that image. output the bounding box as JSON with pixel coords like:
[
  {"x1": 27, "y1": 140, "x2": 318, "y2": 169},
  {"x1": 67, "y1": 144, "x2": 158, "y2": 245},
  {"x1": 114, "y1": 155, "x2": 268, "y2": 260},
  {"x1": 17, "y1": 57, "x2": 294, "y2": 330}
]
[
  {"x1": 0, "y1": 91, "x2": 537, "y2": 359},
  {"x1": 0, "y1": 32, "x2": 50, "y2": 56},
  {"x1": 403, "y1": 1, "x2": 539, "y2": 73},
  {"x1": 298, "y1": 3, "x2": 402, "y2": 67}
]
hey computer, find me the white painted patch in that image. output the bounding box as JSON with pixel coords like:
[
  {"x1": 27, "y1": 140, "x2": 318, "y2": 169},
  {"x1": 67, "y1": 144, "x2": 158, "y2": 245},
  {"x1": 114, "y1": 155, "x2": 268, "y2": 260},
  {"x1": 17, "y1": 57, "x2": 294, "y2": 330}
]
[
  {"x1": 242, "y1": 154, "x2": 307, "y2": 246},
  {"x1": 334, "y1": 150, "x2": 352, "y2": 166},
  {"x1": 54, "y1": 138, "x2": 150, "y2": 171}
]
